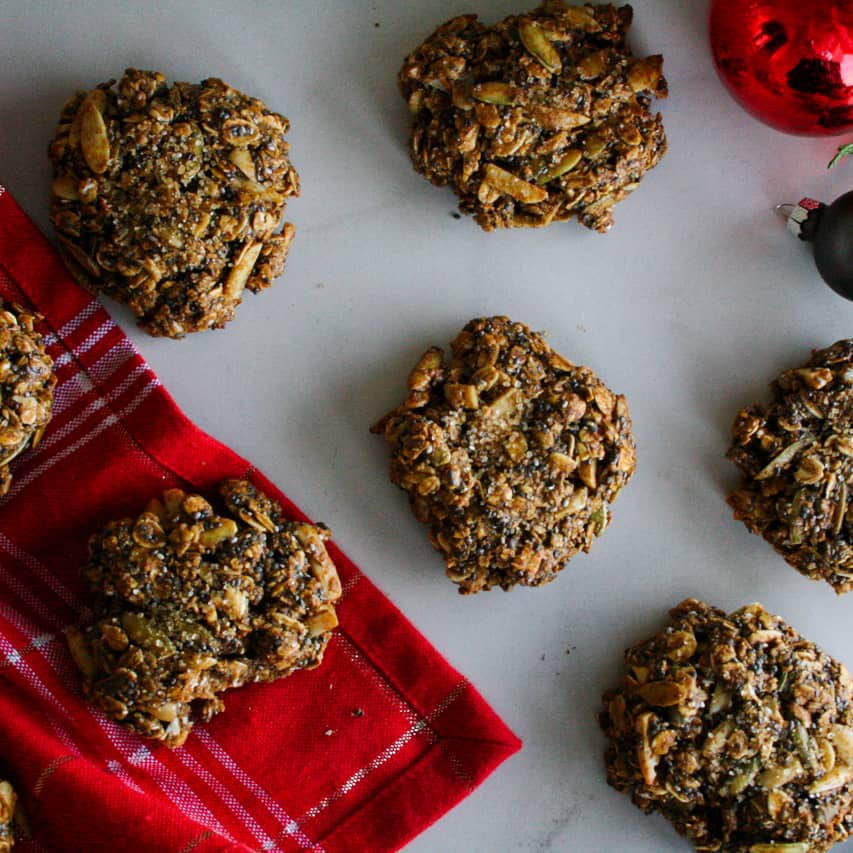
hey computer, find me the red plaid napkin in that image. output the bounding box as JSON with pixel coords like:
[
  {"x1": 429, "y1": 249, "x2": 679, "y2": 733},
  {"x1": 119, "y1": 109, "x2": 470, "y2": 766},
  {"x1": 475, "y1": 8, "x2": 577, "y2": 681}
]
[{"x1": 0, "y1": 186, "x2": 520, "y2": 852}]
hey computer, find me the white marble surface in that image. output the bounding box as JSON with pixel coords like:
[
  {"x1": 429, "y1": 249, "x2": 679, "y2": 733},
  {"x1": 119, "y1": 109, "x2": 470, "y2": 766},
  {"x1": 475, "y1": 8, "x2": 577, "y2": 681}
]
[{"x1": 2, "y1": 1, "x2": 853, "y2": 850}]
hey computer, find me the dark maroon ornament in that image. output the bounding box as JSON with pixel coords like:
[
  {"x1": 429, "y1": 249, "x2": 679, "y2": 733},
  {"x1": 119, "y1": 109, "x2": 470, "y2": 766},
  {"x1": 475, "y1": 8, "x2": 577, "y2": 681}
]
[
  {"x1": 710, "y1": 0, "x2": 853, "y2": 136},
  {"x1": 779, "y1": 190, "x2": 853, "y2": 299}
]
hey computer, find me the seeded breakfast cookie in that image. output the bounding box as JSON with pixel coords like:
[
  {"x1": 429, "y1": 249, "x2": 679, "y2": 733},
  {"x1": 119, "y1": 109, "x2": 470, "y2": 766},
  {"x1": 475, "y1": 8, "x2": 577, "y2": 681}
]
[
  {"x1": 48, "y1": 69, "x2": 299, "y2": 337},
  {"x1": 372, "y1": 316, "x2": 635, "y2": 593},
  {"x1": 727, "y1": 340, "x2": 853, "y2": 592},
  {"x1": 0, "y1": 780, "x2": 15, "y2": 853},
  {"x1": 398, "y1": 2, "x2": 667, "y2": 232},
  {"x1": 600, "y1": 599, "x2": 853, "y2": 853},
  {"x1": 66, "y1": 480, "x2": 341, "y2": 747},
  {"x1": 0, "y1": 304, "x2": 55, "y2": 496}
]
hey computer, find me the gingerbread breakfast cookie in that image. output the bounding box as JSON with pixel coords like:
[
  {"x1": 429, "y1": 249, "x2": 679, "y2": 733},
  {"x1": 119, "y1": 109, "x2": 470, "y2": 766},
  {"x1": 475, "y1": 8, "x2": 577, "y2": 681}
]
[
  {"x1": 727, "y1": 340, "x2": 853, "y2": 592},
  {"x1": 398, "y1": 2, "x2": 667, "y2": 232},
  {"x1": 48, "y1": 69, "x2": 299, "y2": 337},
  {"x1": 372, "y1": 316, "x2": 635, "y2": 593},
  {"x1": 67, "y1": 480, "x2": 341, "y2": 747},
  {"x1": 0, "y1": 780, "x2": 15, "y2": 853},
  {"x1": 0, "y1": 303, "x2": 55, "y2": 496},
  {"x1": 600, "y1": 599, "x2": 853, "y2": 853}
]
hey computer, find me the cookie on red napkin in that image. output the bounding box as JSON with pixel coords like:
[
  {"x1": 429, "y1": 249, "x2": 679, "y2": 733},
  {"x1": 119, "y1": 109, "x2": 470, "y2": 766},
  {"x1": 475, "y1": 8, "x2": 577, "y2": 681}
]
[{"x1": 0, "y1": 184, "x2": 520, "y2": 853}]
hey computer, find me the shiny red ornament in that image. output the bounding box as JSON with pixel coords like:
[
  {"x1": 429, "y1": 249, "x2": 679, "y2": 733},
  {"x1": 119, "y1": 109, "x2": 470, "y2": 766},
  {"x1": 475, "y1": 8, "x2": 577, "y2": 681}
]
[{"x1": 710, "y1": 0, "x2": 853, "y2": 135}]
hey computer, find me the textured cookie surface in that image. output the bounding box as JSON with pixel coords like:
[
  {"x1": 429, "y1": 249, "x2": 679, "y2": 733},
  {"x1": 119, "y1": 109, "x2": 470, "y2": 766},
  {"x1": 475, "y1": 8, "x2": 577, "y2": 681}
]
[
  {"x1": 600, "y1": 599, "x2": 853, "y2": 853},
  {"x1": 727, "y1": 340, "x2": 853, "y2": 592},
  {"x1": 398, "y1": 2, "x2": 667, "y2": 232},
  {"x1": 67, "y1": 480, "x2": 341, "y2": 747},
  {"x1": 0, "y1": 304, "x2": 55, "y2": 496},
  {"x1": 48, "y1": 69, "x2": 299, "y2": 337},
  {"x1": 372, "y1": 316, "x2": 635, "y2": 593},
  {"x1": 0, "y1": 780, "x2": 15, "y2": 853}
]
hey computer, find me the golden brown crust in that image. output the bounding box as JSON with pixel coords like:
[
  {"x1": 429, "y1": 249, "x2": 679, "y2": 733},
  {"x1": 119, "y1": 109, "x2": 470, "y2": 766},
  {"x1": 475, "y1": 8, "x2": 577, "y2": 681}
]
[
  {"x1": 0, "y1": 780, "x2": 15, "y2": 852},
  {"x1": 727, "y1": 340, "x2": 853, "y2": 592},
  {"x1": 600, "y1": 599, "x2": 853, "y2": 853},
  {"x1": 48, "y1": 69, "x2": 299, "y2": 337},
  {"x1": 372, "y1": 316, "x2": 635, "y2": 593},
  {"x1": 67, "y1": 480, "x2": 341, "y2": 747},
  {"x1": 0, "y1": 304, "x2": 55, "y2": 496},
  {"x1": 398, "y1": 2, "x2": 667, "y2": 232}
]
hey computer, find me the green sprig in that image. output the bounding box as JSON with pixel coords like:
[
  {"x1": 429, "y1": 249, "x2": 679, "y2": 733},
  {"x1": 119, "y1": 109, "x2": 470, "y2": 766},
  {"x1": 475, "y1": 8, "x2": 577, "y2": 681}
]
[{"x1": 828, "y1": 143, "x2": 853, "y2": 169}]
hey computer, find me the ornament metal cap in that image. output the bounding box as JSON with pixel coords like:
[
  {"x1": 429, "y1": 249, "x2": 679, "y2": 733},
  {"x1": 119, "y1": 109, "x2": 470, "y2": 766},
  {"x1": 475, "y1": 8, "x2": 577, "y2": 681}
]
[{"x1": 778, "y1": 198, "x2": 823, "y2": 239}]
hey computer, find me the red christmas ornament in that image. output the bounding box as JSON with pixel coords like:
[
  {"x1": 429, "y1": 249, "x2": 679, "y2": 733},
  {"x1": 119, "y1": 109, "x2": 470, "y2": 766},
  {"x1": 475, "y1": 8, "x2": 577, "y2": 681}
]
[{"x1": 710, "y1": 0, "x2": 853, "y2": 135}]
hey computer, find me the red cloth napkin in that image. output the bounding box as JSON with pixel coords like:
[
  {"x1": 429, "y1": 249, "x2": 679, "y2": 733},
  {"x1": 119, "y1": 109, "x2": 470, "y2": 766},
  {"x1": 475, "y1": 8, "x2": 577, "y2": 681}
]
[{"x1": 0, "y1": 185, "x2": 520, "y2": 853}]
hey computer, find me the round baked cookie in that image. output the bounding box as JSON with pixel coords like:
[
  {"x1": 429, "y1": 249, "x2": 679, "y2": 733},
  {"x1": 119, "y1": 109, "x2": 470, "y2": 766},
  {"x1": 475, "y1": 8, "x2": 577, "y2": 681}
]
[
  {"x1": 0, "y1": 304, "x2": 55, "y2": 496},
  {"x1": 372, "y1": 316, "x2": 635, "y2": 593},
  {"x1": 727, "y1": 340, "x2": 853, "y2": 592},
  {"x1": 66, "y1": 480, "x2": 342, "y2": 747},
  {"x1": 398, "y1": 2, "x2": 667, "y2": 232},
  {"x1": 0, "y1": 779, "x2": 15, "y2": 853},
  {"x1": 48, "y1": 69, "x2": 300, "y2": 337},
  {"x1": 600, "y1": 599, "x2": 853, "y2": 853}
]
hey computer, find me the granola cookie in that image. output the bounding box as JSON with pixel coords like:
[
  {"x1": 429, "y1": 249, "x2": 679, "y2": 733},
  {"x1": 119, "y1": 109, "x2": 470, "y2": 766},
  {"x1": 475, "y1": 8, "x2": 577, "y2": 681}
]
[
  {"x1": 66, "y1": 480, "x2": 341, "y2": 747},
  {"x1": 600, "y1": 599, "x2": 853, "y2": 853},
  {"x1": 398, "y1": 2, "x2": 667, "y2": 232},
  {"x1": 372, "y1": 316, "x2": 635, "y2": 593},
  {"x1": 727, "y1": 340, "x2": 853, "y2": 593},
  {"x1": 0, "y1": 780, "x2": 15, "y2": 853},
  {"x1": 48, "y1": 69, "x2": 299, "y2": 337},
  {"x1": 0, "y1": 304, "x2": 55, "y2": 496}
]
